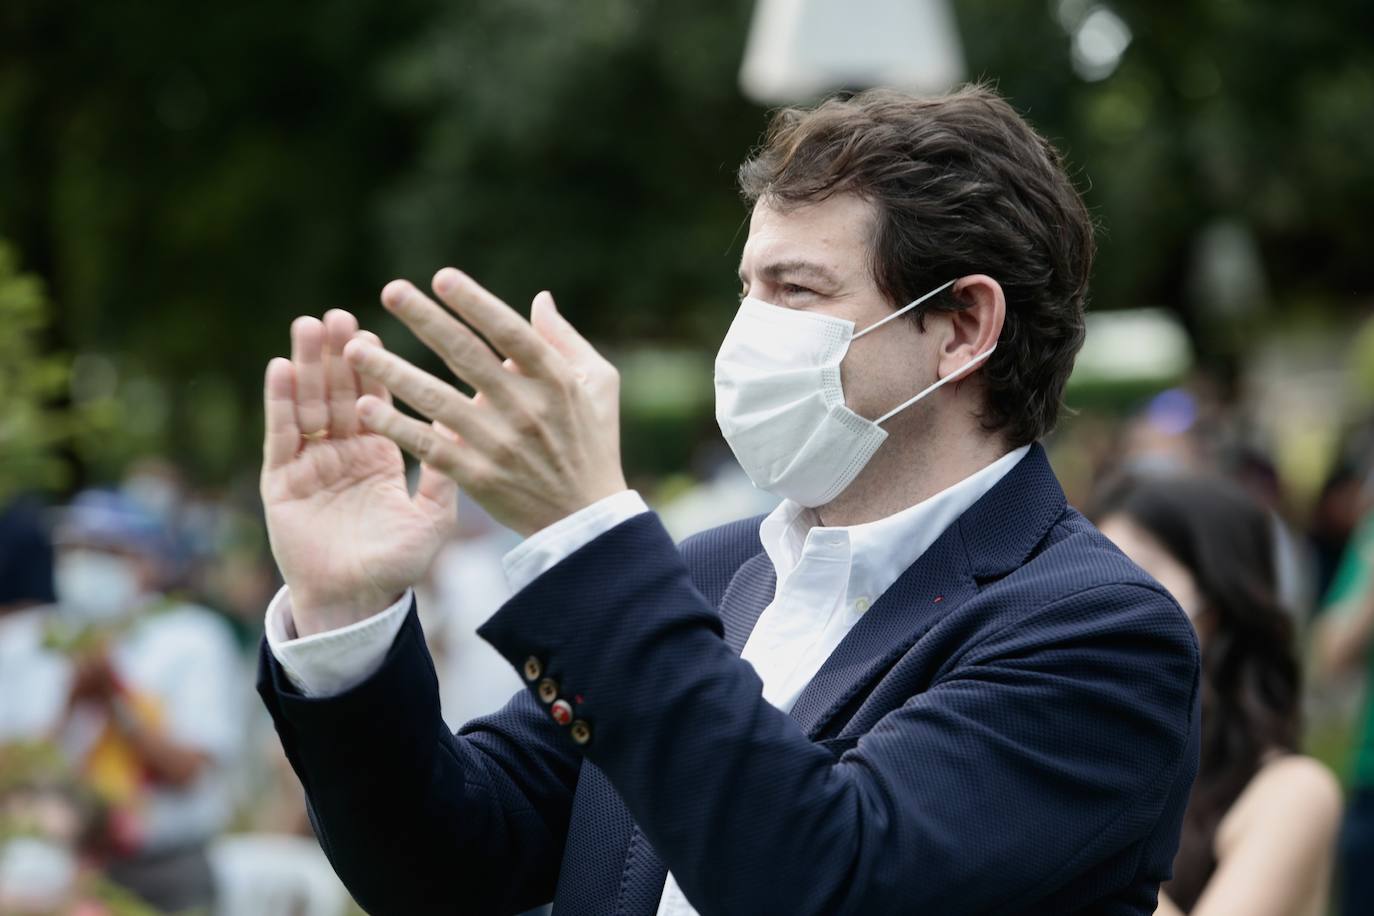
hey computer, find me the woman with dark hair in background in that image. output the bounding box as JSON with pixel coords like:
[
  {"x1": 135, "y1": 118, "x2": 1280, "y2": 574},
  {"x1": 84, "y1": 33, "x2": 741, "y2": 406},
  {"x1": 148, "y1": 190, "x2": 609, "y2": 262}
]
[{"x1": 1094, "y1": 474, "x2": 1341, "y2": 916}]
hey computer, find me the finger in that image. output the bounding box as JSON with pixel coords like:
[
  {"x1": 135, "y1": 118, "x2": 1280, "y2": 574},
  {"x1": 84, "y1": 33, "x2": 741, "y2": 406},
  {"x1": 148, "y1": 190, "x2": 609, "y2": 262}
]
[
  {"x1": 356, "y1": 395, "x2": 472, "y2": 480},
  {"x1": 263, "y1": 358, "x2": 300, "y2": 469},
  {"x1": 415, "y1": 461, "x2": 459, "y2": 524},
  {"x1": 380, "y1": 279, "x2": 509, "y2": 395},
  {"x1": 430, "y1": 268, "x2": 562, "y2": 378},
  {"x1": 344, "y1": 339, "x2": 494, "y2": 448},
  {"x1": 324, "y1": 309, "x2": 360, "y2": 437},
  {"x1": 529, "y1": 291, "x2": 600, "y2": 377},
  {"x1": 416, "y1": 424, "x2": 460, "y2": 516},
  {"x1": 472, "y1": 359, "x2": 523, "y2": 408},
  {"x1": 352, "y1": 330, "x2": 392, "y2": 405},
  {"x1": 290, "y1": 316, "x2": 329, "y2": 435}
]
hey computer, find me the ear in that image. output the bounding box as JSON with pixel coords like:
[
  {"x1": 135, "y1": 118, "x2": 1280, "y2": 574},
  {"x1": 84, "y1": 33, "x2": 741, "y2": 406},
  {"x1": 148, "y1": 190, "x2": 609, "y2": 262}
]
[{"x1": 937, "y1": 274, "x2": 1005, "y2": 380}]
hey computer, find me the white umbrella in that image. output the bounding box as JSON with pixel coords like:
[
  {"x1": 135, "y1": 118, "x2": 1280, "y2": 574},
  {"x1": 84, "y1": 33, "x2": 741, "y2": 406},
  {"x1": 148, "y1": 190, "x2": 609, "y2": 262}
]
[{"x1": 740, "y1": 0, "x2": 966, "y2": 104}]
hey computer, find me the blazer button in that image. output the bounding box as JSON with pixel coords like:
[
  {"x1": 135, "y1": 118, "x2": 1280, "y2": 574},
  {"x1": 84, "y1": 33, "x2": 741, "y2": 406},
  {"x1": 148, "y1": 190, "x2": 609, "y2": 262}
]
[
  {"x1": 537, "y1": 678, "x2": 559, "y2": 705},
  {"x1": 570, "y1": 720, "x2": 592, "y2": 746},
  {"x1": 522, "y1": 656, "x2": 543, "y2": 681},
  {"x1": 550, "y1": 699, "x2": 573, "y2": 726}
]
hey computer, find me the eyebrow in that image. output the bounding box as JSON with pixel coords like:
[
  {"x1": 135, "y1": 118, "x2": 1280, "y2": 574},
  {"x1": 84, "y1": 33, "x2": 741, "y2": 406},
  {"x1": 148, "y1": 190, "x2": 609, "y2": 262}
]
[{"x1": 738, "y1": 259, "x2": 842, "y2": 289}]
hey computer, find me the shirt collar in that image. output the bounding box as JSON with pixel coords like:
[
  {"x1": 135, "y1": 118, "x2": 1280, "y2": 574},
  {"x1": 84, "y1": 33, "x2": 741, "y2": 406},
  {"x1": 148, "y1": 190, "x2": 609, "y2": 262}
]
[{"x1": 758, "y1": 444, "x2": 1032, "y2": 604}]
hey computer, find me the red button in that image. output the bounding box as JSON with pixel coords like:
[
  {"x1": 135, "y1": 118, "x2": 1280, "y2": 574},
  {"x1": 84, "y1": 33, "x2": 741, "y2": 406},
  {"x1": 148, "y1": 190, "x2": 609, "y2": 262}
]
[{"x1": 551, "y1": 699, "x2": 573, "y2": 726}]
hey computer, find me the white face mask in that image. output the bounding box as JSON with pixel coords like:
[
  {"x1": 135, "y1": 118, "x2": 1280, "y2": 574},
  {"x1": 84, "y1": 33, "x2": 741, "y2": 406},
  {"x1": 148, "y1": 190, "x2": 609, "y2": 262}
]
[
  {"x1": 714, "y1": 279, "x2": 996, "y2": 507},
  {"x1": 54, "y1": 549, "x2": 142, "y2": 622}
]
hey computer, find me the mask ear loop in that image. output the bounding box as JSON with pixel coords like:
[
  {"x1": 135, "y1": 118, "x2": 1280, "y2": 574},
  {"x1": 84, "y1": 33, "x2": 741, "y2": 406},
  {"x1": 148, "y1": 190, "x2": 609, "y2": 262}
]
[
  {"x1": 851, "y1": 278, "x2": 958, "y2": 340},
  {"x1": 875, "y1": 343, "x2": 998, "y2": 426}
]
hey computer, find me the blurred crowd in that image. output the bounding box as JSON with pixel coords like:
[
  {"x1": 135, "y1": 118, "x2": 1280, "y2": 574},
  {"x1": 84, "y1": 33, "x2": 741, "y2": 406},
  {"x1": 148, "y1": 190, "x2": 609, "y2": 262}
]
[
  {"x1": 1, "y1": 380, "x2": 1373, "y2": 914},
  {"x1": 0, "y1": 464, "x2": 334, "y2": 915}
]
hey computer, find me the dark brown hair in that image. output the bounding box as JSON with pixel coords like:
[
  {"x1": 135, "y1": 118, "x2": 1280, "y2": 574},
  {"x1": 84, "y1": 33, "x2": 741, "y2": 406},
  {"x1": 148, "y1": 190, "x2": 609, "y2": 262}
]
[
  {"x1": 737, "y1": 84, "x2": 1093, "y2": 446},
  {"x1": 1093, "y1": 473, "x2": 1301, "y2": 910}
]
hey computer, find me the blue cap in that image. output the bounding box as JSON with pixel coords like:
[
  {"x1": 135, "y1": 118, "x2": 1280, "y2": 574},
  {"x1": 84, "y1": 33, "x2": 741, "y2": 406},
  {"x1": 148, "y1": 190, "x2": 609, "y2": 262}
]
[{"x1": 54, "y1": 489, "x2": 167, "y2": 557}]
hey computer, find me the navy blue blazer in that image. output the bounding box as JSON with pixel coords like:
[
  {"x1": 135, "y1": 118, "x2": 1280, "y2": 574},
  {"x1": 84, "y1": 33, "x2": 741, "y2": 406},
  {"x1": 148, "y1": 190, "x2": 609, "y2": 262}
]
[{"x1": 257, "y1": 444, "x2": 1200, "y2": 915}]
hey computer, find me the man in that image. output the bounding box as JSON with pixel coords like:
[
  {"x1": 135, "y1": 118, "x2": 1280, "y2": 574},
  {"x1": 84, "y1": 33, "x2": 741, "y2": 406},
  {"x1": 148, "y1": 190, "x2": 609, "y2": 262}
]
[{"x1": 257, "y1": 86, "x2": 1199, "y2": 914}]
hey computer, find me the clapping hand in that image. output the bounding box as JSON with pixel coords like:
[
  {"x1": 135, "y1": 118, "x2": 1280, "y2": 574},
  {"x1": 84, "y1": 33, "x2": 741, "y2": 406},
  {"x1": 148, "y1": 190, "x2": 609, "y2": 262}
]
[
  {"x1": 260, "y1": 310, "x2": 458, "y2": 636},
  {"x1": 342, "y1": 269, "x2": 627, "y2": 539}
]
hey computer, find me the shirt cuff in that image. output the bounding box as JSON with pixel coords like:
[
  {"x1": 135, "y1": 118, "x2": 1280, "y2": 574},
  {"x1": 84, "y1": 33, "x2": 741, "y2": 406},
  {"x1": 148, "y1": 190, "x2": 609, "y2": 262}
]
[
  {"x1": 502, "y1": 490, "x2": 650, "y2": 594},
  {"x1": 264, "y1": 586, "x2": 413, "y2": 698}
]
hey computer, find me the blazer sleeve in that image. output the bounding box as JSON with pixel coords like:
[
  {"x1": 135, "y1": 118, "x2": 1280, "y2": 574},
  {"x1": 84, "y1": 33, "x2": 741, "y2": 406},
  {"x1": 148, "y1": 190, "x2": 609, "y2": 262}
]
[
  {"x1": 476, "y1": 512, "x2": 1201, "y2": 915},
  {"x1": 256, "y1": 601, "x2": 581, "y2": 916}
]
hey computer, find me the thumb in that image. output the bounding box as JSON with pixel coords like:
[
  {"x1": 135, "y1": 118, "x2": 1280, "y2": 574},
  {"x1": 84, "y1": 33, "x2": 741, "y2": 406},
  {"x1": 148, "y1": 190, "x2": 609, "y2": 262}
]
[
  {"x1": 531, "y1": 291, "x2": 601, "y2": 373},
  {"x1": 415, "y1": 461, "x2": 459, "y2": 526},
  {"x1": 414, "y1": 421, "x2": 460, "y2": 524}
]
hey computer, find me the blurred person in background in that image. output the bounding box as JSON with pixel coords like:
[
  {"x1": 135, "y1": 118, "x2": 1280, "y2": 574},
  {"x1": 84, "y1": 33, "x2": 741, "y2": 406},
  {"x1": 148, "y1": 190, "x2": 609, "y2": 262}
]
[
  {"x1": 1111, "y1": 390, "x2": 1318, "y2": 621},
  {"x1": 0, "y1": 495, "x2": 76, "y2": 913},
  {"x1": 0, "y1": 495, "x2": 57, "y2": 616},
  {"x1": 0, "y1": 496, "x2": 63, "y2": 740},
  {"x1": 46, "y1": 489, "x2": 245, "y2": 912},
  {"x1": 1227, "y1": 445, "x2": 1318, "y2": 622},
  {"x1": 1116, "y1": 388, "x2": 1209, "y2": 477},
  {"x1": 417, "y1": 491, "x2": 524, "y2": 731},
  {"x1": 1095, "y1": 474, "x2": 1341, "y2": 916},
  {"x1": 1308, "y1": 458, "x2": 1372, "y2": 609},
  {"x1": 1312, "y1": 463, "x2": 1374, "y2": 916}
]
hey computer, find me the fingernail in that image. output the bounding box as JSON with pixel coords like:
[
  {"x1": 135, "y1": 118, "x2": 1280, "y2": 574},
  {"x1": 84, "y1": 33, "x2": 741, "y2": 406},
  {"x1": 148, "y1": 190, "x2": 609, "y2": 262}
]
[
  {"x1": 381, "y1": 280, "x2": 409, "y2": 309},
  {"x1": 433, "y1": 268, "x2": 461, "y2": 293}
]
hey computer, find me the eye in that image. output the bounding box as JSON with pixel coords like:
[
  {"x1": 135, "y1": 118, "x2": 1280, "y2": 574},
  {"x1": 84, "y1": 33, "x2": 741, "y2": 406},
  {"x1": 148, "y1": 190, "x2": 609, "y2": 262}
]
[{"x1": 781, "y1": 284, "x2": 816, "y2": 298}]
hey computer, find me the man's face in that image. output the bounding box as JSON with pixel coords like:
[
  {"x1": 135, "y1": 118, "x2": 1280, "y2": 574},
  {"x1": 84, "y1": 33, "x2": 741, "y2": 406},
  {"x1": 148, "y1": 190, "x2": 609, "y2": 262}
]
[{"x1": 737, "y1": 194, "x2": 943, "y2": 428}]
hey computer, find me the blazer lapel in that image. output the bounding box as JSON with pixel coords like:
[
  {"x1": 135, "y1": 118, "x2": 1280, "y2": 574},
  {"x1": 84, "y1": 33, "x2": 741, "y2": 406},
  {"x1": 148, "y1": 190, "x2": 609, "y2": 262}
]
[
  {"x1": 786, "y1": 524, "x2": 975, "y2": 738},
  {"x1": 787, "y1": 443, "x2": 1067, "y2": 739},
  {"x1": 716, "y1": 552, "x2": 777, "y2": 655}
]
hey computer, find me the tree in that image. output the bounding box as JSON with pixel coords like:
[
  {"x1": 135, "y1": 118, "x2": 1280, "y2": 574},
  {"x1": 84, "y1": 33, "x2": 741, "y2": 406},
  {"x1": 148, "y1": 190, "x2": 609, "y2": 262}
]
[{"x1": 0, "y1": 243, "x2": 69, "y2": 501}]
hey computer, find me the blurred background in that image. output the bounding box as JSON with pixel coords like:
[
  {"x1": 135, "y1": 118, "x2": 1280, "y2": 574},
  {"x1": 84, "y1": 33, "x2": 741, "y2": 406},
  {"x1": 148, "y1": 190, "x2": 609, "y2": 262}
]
[{"x1": 2, "y1": 0, "x2": 1373, "y2": 912}]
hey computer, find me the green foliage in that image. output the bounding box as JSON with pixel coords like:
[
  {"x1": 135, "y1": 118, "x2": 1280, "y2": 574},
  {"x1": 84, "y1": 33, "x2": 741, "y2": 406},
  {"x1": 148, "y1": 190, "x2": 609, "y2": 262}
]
[{"x1": 0, "y1": 244, "x2": 70, "y2": 500}]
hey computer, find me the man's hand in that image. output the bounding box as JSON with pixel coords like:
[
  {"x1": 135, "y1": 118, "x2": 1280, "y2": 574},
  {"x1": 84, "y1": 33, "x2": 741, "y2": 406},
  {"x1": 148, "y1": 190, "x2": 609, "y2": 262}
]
[
  {"x1": 341, "y1": 269, "x2": 627, "y2": 537},
  {"x1": 260, "y1": 310, "x2": 457, "y2": 636}
]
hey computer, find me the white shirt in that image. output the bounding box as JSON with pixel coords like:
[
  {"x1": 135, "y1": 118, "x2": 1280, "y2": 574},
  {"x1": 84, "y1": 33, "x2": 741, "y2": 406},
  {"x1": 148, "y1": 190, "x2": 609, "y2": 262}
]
[
  {"x1": 266, "y1": 489, "x2": 652, "y2": 696},
  {"x1": 110, "y1": 603, "x2": 246, "y2": 851},
  {"x1": 3, "y1": 601, "x2": 245, "y2": 852},
  {"x1": 265, "y1": 446, "x2": 1029, "y2": 915},
  {"x1": 0, "y1": 607, "x2": 74, "y2": 742}
]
